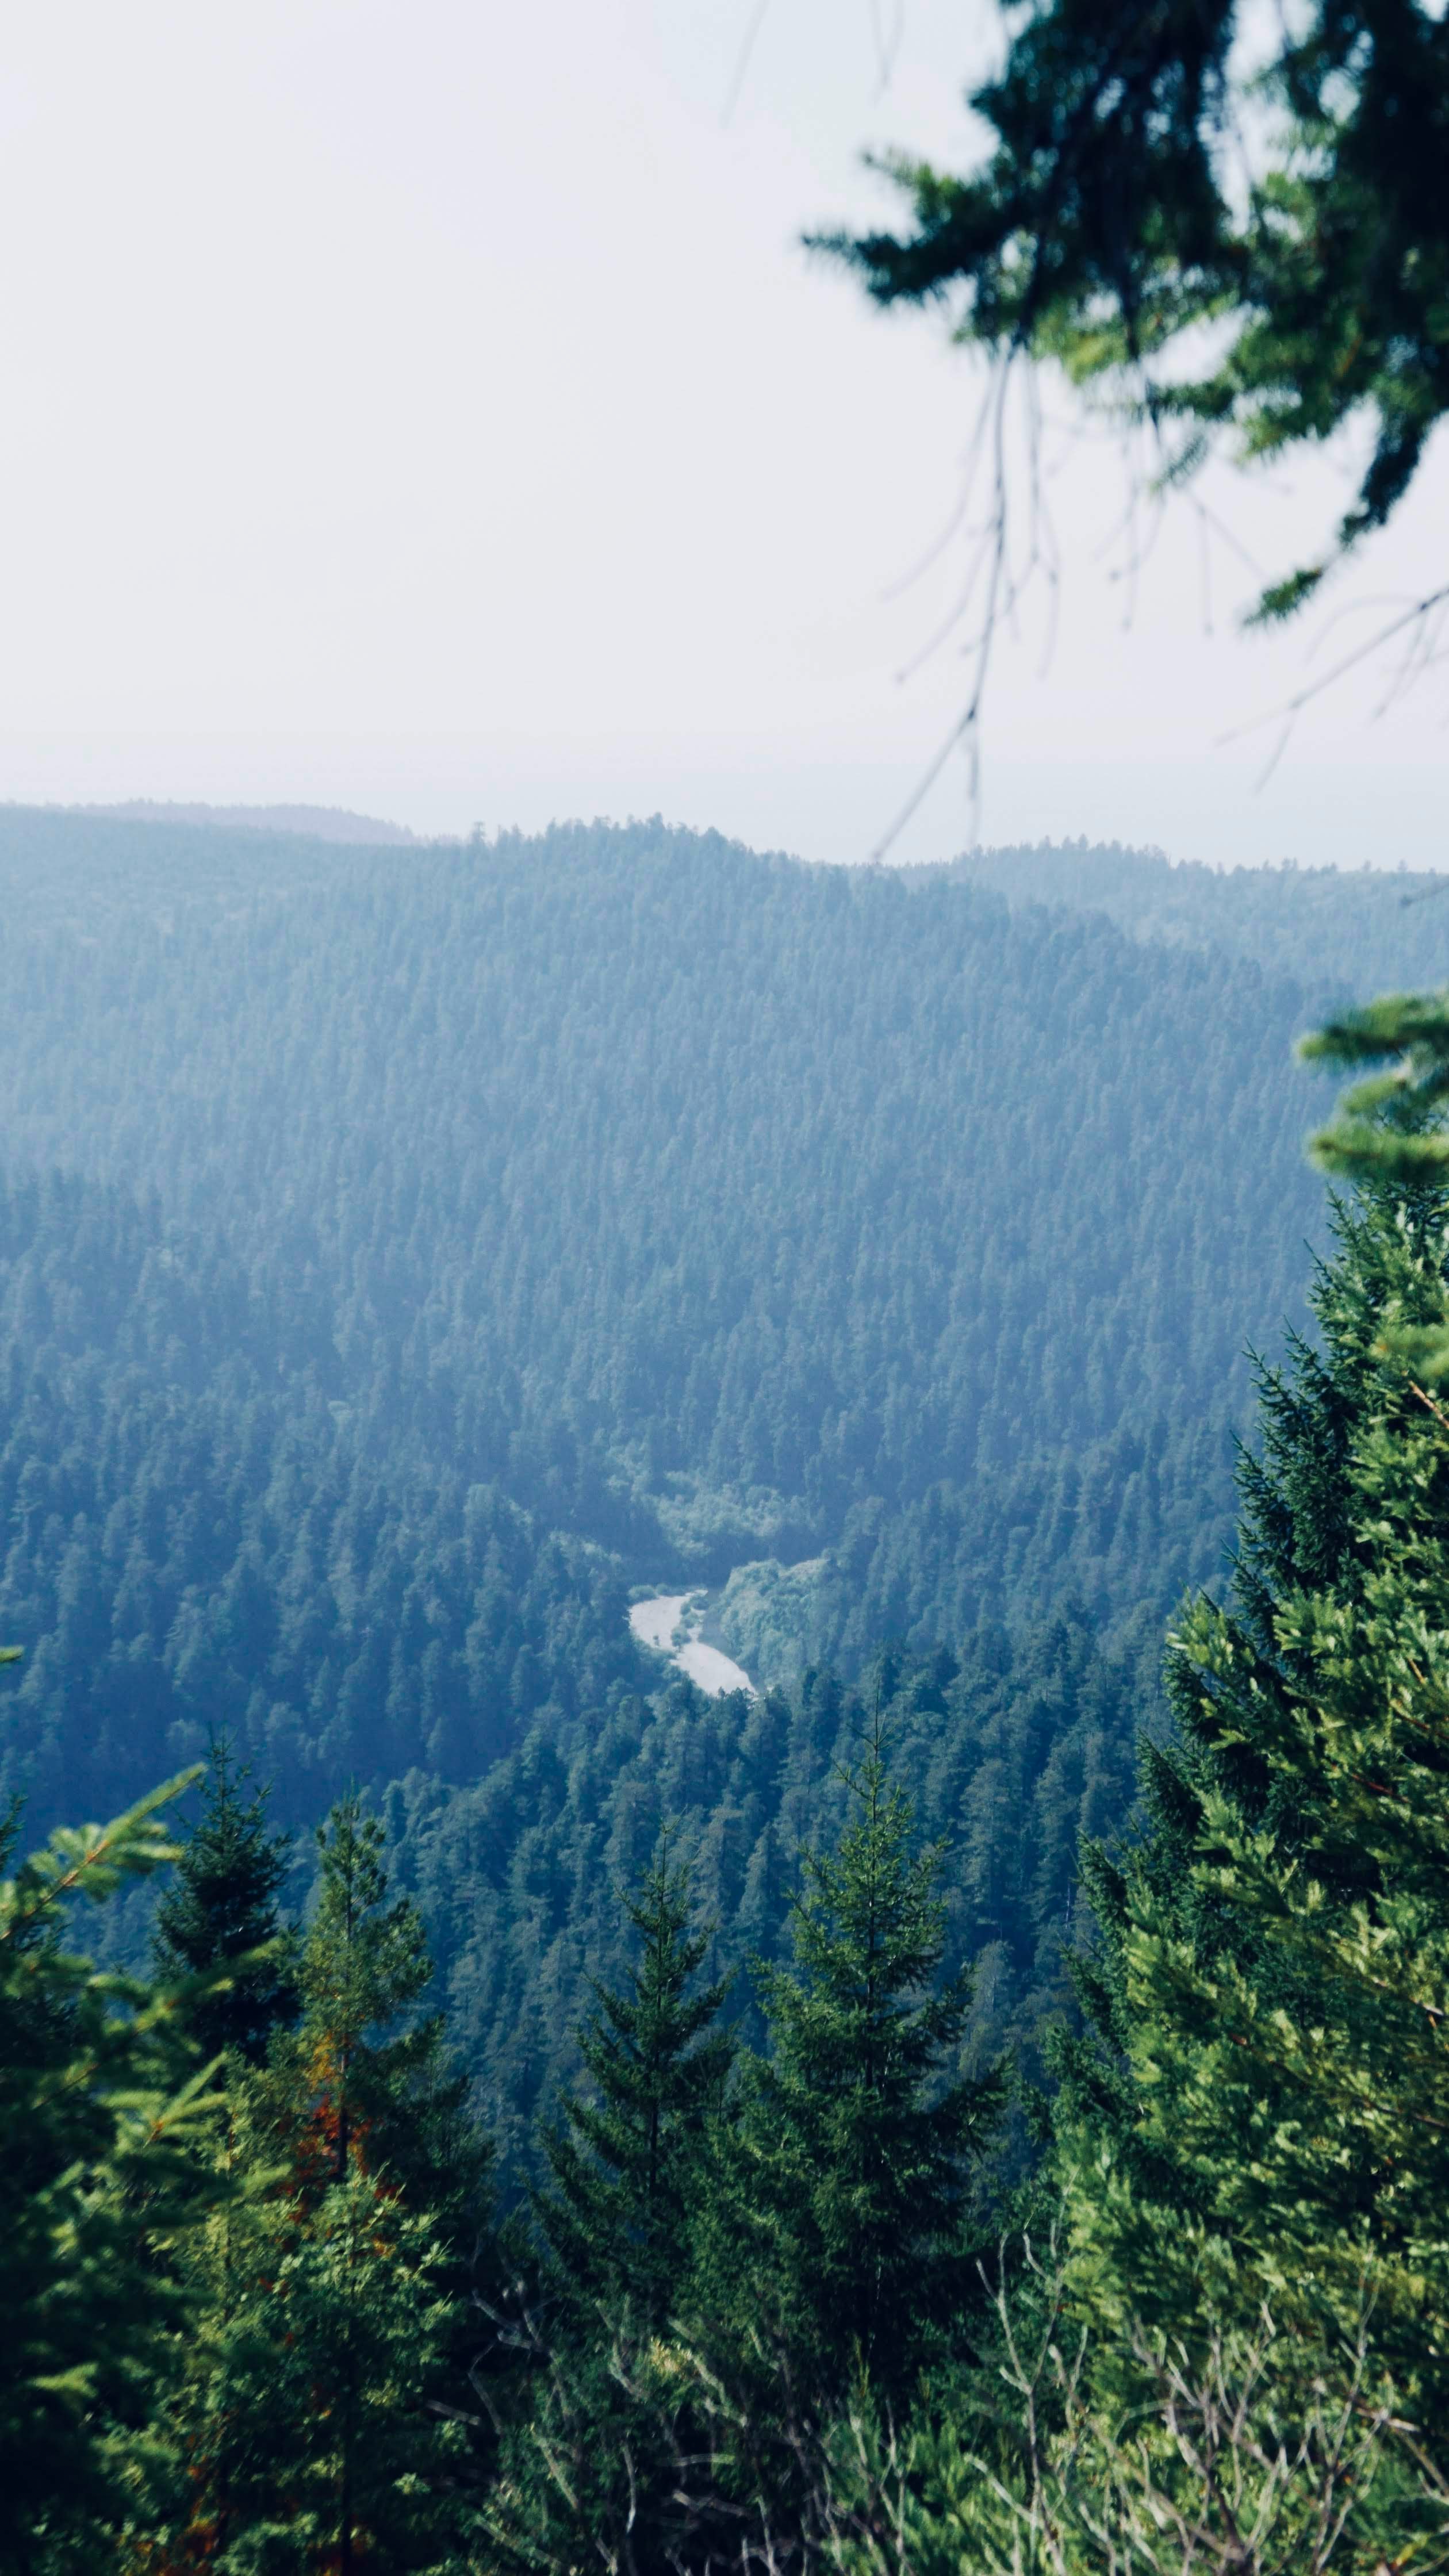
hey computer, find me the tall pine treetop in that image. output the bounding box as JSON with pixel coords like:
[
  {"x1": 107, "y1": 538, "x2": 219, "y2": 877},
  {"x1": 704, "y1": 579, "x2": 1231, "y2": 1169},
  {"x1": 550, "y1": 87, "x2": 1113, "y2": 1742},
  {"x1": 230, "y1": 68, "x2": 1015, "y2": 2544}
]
[
  {"x1": 153, "y1": 1730, "x2": 297, "y2": 2065},
  {"x1": 713, "y1": 1722, "x2": 1006, "y2": 2402},
  {"x1": 540, "y1": 1831, "x2": 732, "y2": 2330}
]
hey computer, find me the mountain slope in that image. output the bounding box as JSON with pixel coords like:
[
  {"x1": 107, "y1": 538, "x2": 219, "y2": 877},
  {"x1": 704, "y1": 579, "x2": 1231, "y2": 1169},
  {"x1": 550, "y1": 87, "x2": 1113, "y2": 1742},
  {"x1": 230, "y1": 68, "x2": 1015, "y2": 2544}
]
[
  {"x1": 0, "y1": 817, "x2": 1330, "y2": 1673},
  {"x1": 944, "y1": 841, "x2": 1449, "y2": 997}
]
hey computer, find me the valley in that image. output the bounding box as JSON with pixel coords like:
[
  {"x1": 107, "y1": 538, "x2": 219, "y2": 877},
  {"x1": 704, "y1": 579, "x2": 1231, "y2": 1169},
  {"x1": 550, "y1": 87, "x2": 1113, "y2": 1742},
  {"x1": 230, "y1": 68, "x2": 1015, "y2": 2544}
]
[{"x1": 2, "y1": 805, "x2": 1447, "y2": 2146}]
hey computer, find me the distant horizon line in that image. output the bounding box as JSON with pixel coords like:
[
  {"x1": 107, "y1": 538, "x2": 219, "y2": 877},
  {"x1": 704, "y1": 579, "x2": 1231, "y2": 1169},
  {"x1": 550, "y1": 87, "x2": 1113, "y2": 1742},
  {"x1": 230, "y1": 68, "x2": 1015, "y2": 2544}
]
[{"x1": 2, "y1": 797, "x2": 1446, "y2": 883}]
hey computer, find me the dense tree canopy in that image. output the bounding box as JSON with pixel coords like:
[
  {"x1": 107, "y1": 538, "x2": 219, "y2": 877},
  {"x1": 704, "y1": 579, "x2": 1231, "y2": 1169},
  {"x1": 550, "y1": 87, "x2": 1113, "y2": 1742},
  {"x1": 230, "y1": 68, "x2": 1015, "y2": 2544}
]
[
  {"x1": 392, "y1": 1610, "x2": 1146, "y2": 2182},
  {"x1": 4, "y1": 810, "x2": 1449, "y2": 2560},
  {"x1": 0, "y1": 809, "x2": 1406, "y2": 1846}
]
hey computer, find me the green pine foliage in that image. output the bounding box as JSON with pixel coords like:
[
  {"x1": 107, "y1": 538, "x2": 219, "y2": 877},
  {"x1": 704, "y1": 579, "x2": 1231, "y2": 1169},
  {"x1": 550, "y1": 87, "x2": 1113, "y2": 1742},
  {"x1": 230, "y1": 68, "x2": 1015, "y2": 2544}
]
[
  {"x1": 488, "y1": 1847, "x2": 734, "y2": 2576},
  {"x1": 271, "y1": 1795, "x2": 497, "y2": 2330},
  {"x1": 703, "y1": 1724, "x2": 1005, "y2": 2409},
  {"x1": 781, "y1": 1152, "x2": 1449, "y2": 2571},
  {"x1": 821, "y1": 0, "x2": 1449, "y2": 618},
  {"x1": 286, "y1": 1794, "x2": 432, "y2": 2183},
  {"x1": 1053, "y1": 1175, "x2": 1423, "y2": 2153},
  {"x1": 538, "y1": 1834, "x2": 731, "y2": 2330},
  {"x1": 161, "y1": 2167, "x2": 474, "y2": 2576},
  {"x1": 493, "y1": 1733, "x2": 1004, "y2": 2574},
  {"x1": 973, "y1": 1151, "x2": 1449, "y2": 2561},
  {"x1": 152, "y1": 1735, "x2": 297, "y2": 2066},
  {"x1": 150, "y1": 1791, "x2": 496, "y2": 2573},
  {"x1": 0, "y1": 1766, "x2": 227, "y2": 2567}
]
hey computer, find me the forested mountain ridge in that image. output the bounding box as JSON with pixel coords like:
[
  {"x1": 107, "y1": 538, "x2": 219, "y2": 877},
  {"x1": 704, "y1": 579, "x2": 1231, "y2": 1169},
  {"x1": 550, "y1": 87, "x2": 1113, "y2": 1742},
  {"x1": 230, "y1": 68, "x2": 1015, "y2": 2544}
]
[
  {"x1": 944, "y1": 838, "x2": 1449, "y2": 995},
  {"x1": 25, "y1": 798, "x2": 428, "y2": 846},
  {"x1": 0, "y1": 811, "x2": 1342, "y2": 1824},
  {"x1": 16, "y1": 807, "x2": 1449, "y2": 2569}
]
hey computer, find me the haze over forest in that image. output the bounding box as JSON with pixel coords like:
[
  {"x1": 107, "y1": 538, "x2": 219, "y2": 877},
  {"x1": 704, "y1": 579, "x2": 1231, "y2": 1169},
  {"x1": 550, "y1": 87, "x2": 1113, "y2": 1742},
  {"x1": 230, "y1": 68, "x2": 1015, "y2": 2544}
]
[
  {"x1": 9, "y1": 0, "x2": 1449, "y2": 2552},
  {"x1": 1, "y1": 802, "x2": 1444, "y2": 2149}
]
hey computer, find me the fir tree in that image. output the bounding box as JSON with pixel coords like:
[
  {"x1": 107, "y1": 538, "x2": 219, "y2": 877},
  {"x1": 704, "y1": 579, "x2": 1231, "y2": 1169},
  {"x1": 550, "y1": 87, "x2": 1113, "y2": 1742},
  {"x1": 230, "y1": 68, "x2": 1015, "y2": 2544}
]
[
  {"x1": 822, "y1": 0, "x2": 1449, "y2": 628},
  {"x1": 152, "y1": 1733, "x2": 297, "y2": 2067},
  {"x1": 539, "y1": 1831, "x2": 732, "y2": 2332},
  {"x1": 163, "y1": 2165, "x2": 474, "y2": 2575},
  {"x1": 0, "y1": 1768, "x2": 226, "y2": 2566},
  {"x1": 1053, "y1": 1133, "x2": 1449, "y2": 2500},
  {"x1": 285, "y1": 1791, "x2": 499, "y2": 2383},
  {"x1": 1059, "y1": 1170, "x2": 1446, "y2": 2156},
  {"x1": 711, "y1": 1723, "x2": 1005, "y2": 2406},
  {"x1": 152, "y1": 1792, "x2": 496, "y2": 2573},
  {"x1": 288, "y1": 1791, "x2": 431, "y2": 2186},
  {"x1": 485, "y1": 1843, "x2": 733, "y2": 2576}
]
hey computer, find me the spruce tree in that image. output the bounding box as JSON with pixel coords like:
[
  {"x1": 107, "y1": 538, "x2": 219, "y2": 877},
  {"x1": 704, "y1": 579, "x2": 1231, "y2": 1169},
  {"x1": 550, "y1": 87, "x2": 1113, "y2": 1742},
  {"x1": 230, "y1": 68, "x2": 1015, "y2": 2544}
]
[
  {"x1": 0, "y1": 1768, "x2": 226, "y2": 2566},
  {"x1": 539, "y1": 1831, "x2": 732, "y2": 2332},
  {"x1": 1055, "y1": 1138, "x2": 1449, "y2": 2468},
  {"x1": 1059, "y1": 1172, "x2": 1443, "y2": 2156},
  {"x1": 153, "y1": 1792, "x2": 495, "y2": 2573},
  {"x1": 864, "y1": 1103, "x2": 1449, "y2": 2569},
  {"x1": 166, "y1": 2164, "x2": 474, "y2": 2575},
  {"x1": 484, "y1": 1843, "x2": 733, "y2": 2576},
  {"x1": 269, "y1": 1790, "x2": 429, "y2": 2187},
  {"x1": 152, "y1": 1732, "x2": 297, "y2": 2067},
  {"x1": 711, "y1": 1724, "x2": 1005, "y2": 2406}
]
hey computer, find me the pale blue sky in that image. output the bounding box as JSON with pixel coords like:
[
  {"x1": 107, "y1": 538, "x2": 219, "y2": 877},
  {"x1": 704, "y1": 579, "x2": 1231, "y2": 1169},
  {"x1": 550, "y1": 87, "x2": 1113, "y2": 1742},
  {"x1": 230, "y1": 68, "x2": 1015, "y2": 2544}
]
[{"x1": 0, "y1": 1, "x2": 1443, "y2": 867}]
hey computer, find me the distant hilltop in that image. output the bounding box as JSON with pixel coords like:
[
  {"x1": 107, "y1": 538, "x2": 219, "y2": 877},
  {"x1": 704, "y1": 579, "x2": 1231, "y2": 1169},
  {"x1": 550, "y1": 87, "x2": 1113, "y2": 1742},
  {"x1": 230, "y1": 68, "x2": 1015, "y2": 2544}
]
[{"x1": 37, "y1": 798, "x2": 427, "y2": 846}]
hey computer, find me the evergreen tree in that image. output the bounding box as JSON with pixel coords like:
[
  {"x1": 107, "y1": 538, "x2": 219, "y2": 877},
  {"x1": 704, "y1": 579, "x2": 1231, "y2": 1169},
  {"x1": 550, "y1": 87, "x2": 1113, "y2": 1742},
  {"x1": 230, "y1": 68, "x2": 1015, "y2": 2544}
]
[
  {"x1": 710, "y1": 1723, "x2": 1005, "y2": 2406},
  {"x1": 151, "y1": 1792, "x2": 494, "y2": 2573},
  {"x1": 160, "y1": 2165, "x2": 474, "y2": 2576},
  {"x1": 152, "y1": 1734, "x2": 297, "y2": 2067},
  {"x1": 823, "y1": 0, "x2": 1449, "y2": 626},
  {"x1": 0, "y1": 1766, "x2": 225, "y2": 2567},
  {"x1": 284, "y1": 1791, "x2": 499, "y2": 2379},
  {"x1": 288, "y1": 1791, "x2": 431, "y2": 2186},
  {"x1": 1059, "y1": 1171, "x2": 1443, "y2": 2156},
  {"x1": 1043, "y1": 1134, "x2": 1449, "y2": 2542},
  {"x1": 837, "y1": 1111, "x2": 1449, "y2": 2570},
  {"x1": 484, "y1": 1843, "x2": 733, "y2": 2576},
  {"x1": 1305, "y1": 988, "x2": 1449, "y2": 1194},
  {"x1": 539, "y1": 1831, "x2": 732, "y2": 2332}
]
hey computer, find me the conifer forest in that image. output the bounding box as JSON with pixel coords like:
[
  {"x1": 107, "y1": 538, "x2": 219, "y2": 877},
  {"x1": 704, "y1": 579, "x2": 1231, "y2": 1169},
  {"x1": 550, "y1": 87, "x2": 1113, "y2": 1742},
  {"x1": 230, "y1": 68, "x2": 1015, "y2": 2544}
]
[
  {"x1": 9, "y1": 0, "x2": 1449, "y2": 2551},
  {"x1": 5, "y1": 797, "x2": 1449, "y2": 2570}
]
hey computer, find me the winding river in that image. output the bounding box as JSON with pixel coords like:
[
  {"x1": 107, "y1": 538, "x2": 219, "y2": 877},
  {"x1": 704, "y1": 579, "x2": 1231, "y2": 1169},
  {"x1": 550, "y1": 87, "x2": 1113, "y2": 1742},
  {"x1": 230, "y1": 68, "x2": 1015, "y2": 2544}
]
[{"x1": 628, "y1": 1593, "x2": 753, "y2": 1697}]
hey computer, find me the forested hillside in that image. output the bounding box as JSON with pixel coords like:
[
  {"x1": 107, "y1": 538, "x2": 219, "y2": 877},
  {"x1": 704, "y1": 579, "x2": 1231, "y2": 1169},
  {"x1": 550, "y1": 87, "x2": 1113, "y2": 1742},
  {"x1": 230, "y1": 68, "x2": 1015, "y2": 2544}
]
[
  {"x1": 18, "y1": 1154, "x2": 1449, "y2": 2570},
  {"x1": 13, "y1": 810, "x2": 1449, "y2": 2567},
  {"x1": 0, "y1": 807, "x2": 1363, "y2": 1840},
  {"x1": 3, "y1": 798, "x2": 1433, "y2": 2139},
  {"x1": 0, "y1": 1170, "x2": 637, "y2": 1833},
  {"x1": 2, "y1": 814, "x2": 1330, "y2": 1659},
  {"x1": 386, "y1": 1608, "x2": 1153, "y2": 2176},
  {"x1": 948, "y1": 838, "x2": 1449, "y2": 994}
]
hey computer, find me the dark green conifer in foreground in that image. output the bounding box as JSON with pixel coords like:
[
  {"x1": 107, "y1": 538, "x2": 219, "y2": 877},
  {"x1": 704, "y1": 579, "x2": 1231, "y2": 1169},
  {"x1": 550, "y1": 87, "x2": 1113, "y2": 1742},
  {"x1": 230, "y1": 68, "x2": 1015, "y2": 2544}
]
[
  {"x1": 539, "y1": 1831, "x2": 732, "y2": 2331},
  {"x1": 1060, "y1": 1161, "x2": 1449, "y2": 2398},
  {"x1": 0, "y1": 1765, "x2": 225, "y2": 2570},
  {"x1": 152, "y1": 1732, "x2": 297, "y2": 2066},
  {"x1": 288, "y1": 1791, "x2": 432, "y2": 2184},
  {"x1": 706, "y1": 1723, "x2": 1006, "y2": 2408},
  {"x1": 1059, "y1": 1174, "x2": 1432, "y2": 2158},
  {"x1": 922, "y1": 1131, "x2": 1449, "y2": 2567},
  {"x1": 156, "y1": 1789, "x2": 492, "y2": 2574}
]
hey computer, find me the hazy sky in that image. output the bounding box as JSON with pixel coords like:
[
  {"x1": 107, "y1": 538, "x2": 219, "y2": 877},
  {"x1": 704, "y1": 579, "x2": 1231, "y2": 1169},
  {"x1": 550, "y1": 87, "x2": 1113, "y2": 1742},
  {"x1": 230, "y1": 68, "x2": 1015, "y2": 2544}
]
[{"x1": 0, "y1": 1, "x2": 1444, "y2": 867}]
